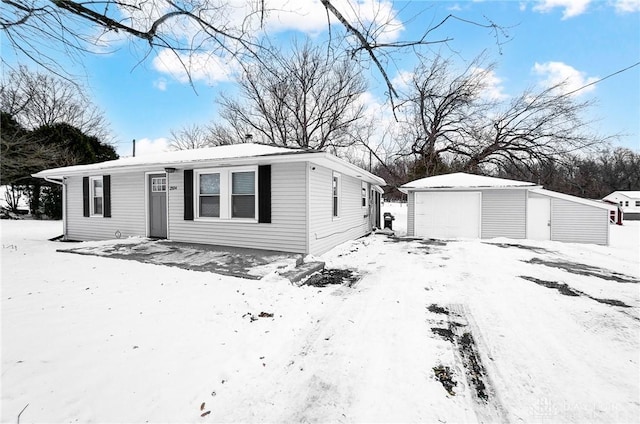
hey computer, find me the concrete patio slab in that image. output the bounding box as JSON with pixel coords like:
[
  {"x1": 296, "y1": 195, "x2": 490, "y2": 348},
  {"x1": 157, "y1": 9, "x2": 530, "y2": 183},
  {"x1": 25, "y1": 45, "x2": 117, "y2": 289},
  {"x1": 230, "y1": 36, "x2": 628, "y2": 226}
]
[{"x1": 57, "y1": 238, "x2": 304, "y2": 280}]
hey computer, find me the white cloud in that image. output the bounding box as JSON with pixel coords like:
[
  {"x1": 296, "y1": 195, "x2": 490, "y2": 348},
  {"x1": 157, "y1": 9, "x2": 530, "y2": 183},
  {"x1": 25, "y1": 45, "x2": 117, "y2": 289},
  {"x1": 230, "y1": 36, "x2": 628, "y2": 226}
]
[
  {"x1": 533, "y1": 0, "x2": 591, "y2": 19},
  {"x1": 133, "y1": 138, "x2": 171, "y2": 156},
  {"x1": 152, "y1": 49, "x2": 238, "y2": 85},
  {"x1": 532, "y1": 61, "x2": 599, "y2": 96},
  {"x1": 613, "y1": 0, "x2": 640, "y2": 13},
  {"x1": 153, "y1": 78, "x2": 168, "y2": 91},
  {"x1": 261, "y1": 0, "x2": 404, "y2": 43},
  {"x1": 473, "y1": 68, "x2": 509, "y2": 100}
]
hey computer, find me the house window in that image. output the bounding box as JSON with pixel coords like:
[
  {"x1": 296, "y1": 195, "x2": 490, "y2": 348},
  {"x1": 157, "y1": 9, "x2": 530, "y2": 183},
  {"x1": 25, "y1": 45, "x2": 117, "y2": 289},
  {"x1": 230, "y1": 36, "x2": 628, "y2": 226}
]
[
  {"x1": 231, "y1": 171, "x2": 255, "y2": 218},
  {"x1": 151, "y1": 177, "x2": 167, "y2": 192},
  {"x1": 362, "y1": 182, "x2": 368, "y2": 208},
  {"x1": 625, "y1": 201, "x2": 629, "y2": 207},
  {"x1": 333, "y1": 173, "x2": 341, "y2": 218},
  {"x1": 636, "y1": 201, "x2": 640, "y2": 207},
  {"x1": 199, "y1": 173, "x2": 221, "y2": 218},
  {"x1": 90, "y1": 176, "x2": 103, "y2": 216},
  {"x1": 196, "y1": 167, "x2": 257, "y2": 220},
  {"x1": 620, "y1": 201, "x2": 624, "y2": 206}
]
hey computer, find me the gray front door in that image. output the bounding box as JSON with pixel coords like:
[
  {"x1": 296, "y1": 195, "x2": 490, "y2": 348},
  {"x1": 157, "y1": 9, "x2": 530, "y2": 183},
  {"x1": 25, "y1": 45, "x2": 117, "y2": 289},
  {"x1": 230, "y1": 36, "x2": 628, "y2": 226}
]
[{"x1": 149, "y1": 174, "x2": 167, "y2": 238}]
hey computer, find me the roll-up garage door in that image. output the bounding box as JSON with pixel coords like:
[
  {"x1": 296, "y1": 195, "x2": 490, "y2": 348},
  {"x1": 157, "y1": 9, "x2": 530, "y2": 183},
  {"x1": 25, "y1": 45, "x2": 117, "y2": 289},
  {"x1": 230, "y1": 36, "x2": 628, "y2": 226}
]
[{"x1": 414, "y1": 192, "x2": 481, "y2": 238}]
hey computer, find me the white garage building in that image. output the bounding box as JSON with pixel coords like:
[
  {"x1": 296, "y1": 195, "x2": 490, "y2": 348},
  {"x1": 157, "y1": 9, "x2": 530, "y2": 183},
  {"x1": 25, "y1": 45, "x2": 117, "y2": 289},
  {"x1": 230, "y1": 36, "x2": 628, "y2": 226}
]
[{"x1": 400, "y1": 173, "x2": 610, "y2": 245}]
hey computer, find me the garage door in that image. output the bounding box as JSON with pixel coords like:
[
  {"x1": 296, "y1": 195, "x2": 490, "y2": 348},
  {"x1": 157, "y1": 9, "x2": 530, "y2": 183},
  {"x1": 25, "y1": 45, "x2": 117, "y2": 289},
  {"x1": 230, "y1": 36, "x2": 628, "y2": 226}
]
[{"x1": 414, "y1": 192, "x2": 481, "y2": 238}]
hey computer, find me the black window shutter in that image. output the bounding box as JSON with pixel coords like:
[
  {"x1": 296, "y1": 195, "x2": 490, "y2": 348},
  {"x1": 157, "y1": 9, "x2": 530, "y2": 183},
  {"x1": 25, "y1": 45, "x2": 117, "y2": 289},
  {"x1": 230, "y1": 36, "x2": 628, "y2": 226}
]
[
  {"x1": 103, "y1": 175, "x2": 111, "y2": 218},
  {"x1": 82, "y1": 176, "x2": 90, "y2": 217},
  {"x1": 184, "y1": 169, "x2": 194, "y2": 220},
  {"x1": 258, "y1": 165, "x2": 271, "y2": 223}
]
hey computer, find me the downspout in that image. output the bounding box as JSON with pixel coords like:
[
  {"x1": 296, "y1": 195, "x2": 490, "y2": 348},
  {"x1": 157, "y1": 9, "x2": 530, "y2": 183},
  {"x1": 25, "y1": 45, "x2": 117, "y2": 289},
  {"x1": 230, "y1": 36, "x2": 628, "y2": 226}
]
[{"x1": 44, "y1": 176, "x2": 66, "y2": 239}]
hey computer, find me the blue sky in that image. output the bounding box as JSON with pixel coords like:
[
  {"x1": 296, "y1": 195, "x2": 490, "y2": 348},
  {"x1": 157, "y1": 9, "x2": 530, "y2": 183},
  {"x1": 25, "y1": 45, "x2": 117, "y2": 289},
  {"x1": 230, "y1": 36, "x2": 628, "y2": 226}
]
[{"x1": 3, "y1": 0, "x2": 639, "y2": 157}]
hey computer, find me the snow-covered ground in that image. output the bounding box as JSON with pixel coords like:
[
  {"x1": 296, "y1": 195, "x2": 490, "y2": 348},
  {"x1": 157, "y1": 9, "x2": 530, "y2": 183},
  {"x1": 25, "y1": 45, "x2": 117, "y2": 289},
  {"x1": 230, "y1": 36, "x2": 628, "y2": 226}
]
[{"x1": 2, "y1": 210, "x2": 639, "y2": 423}]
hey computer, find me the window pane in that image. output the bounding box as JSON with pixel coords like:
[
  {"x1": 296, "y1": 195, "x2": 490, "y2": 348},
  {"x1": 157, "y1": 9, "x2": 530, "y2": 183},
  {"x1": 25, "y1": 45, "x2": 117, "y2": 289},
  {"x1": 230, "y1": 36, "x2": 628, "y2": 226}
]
[
  {"x1": 93, "y1": 179, "x2": 103, "y2": 197},
  {"x1": 232, "y1": 195, "x2": 255, "y2": 218},
  {"x1": 333, "y1": 196, "x2": 338, "y2": 217},
  {"x1": 232, "y1": 172, "x2": 255, "y2": 195},
  {"x1": 333, "y1": 177, "x2": 338, "y2": 196},
  {"x1": 200, "y1": 196, "x2": 220, "y2": 217},
  {"x1": 200, "y1": 174, "x2": 220, "y2": 195},
  {"x1": 94, "y1": 197, "x2": 103, "y2": 215}
]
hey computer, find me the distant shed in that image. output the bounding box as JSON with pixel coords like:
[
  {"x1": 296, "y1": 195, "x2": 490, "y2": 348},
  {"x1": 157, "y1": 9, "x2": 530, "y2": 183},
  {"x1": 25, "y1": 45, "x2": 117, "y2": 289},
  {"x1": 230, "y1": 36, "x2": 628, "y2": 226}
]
[{"x1": 400, "y1": 173, "x2": 610, "y2": 245}]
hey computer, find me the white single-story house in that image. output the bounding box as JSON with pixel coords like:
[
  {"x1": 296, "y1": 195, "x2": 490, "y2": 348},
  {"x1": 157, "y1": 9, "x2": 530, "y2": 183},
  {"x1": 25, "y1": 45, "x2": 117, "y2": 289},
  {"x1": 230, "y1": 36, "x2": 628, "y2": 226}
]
[
  {"x1": 399, "y1": 172, "x2": 611, "y2": 245},
  {"x1": 603, "y1": 191, "x2": 640, "y2": 221},
  {"x1": 33, "y1": 143, "x2": 386, "y2": 255}
]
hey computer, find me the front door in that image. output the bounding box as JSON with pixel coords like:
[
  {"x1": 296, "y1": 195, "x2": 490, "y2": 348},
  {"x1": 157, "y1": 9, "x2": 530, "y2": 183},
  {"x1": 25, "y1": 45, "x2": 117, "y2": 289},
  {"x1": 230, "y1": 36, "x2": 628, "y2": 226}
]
[{"x1": 149, "y1": 174, "x2": 167, "y2": 238}]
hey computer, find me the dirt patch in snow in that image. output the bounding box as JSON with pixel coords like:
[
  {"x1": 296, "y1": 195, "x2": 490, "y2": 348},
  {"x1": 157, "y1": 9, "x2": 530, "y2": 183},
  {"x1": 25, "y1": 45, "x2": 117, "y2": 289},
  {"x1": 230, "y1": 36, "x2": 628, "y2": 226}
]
[
  {"x1": 486, "y1": 242, "x2": 554, "y2": 254},
  {"x1": 519, "y1": 276, "x2": 581, "y2": 296},
  {"x1": 427, "y1": 304, "x2": 491, "y2": 402},
  {"x1": 427, "y1": 304, "x2": 450, "y2": 315},
  {"x1": 525, "y1": 258, "x2": 639, "y2": 284},
  {"x1": 304, "y1": 269, "x2": 360, "y2": 288},
  {"x1": 431, "y1": 327, "x2": 455, "y2": 343},
  {"x1": 433, "y1": 365, "x2": 457, "y2": 396},
  {"x1": 520, "y1": 276, "x2": 631, "y2": 308},
  {"x1": 458, "y1": 332, "x2": 489, "y2": 401}
]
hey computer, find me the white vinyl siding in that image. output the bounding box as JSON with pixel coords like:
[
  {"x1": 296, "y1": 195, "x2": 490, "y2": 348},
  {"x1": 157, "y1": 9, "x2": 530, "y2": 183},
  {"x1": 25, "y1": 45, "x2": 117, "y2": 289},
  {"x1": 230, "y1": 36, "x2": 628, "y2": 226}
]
[
  {"x1": 481, "y1": 189, "x2": 526, "y2": 239},
  {"x1": 309, "y1": 163, "x2": 371, "y2": 255},
  {"x1": 66, "y1": 173, "x2": 146, "y2": 241},
  {"x1": 170, "y1": 162, "x2": 307, "y2": 253},
  {"x1": 551, "y1": 198, "x2": 609, "y2": 245}
]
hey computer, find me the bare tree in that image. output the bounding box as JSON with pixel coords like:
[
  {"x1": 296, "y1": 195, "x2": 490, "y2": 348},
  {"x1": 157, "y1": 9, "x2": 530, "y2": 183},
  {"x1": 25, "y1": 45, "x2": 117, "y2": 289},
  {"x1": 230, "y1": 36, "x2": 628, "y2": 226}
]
[
  {"x1": 393, "y1": 55, "x2": 608, "y2": 178},
  {"x1": 1, "y1": 1, "x2": 505, "y2": 103},
  {"x1": 0, "y1": 65, "x2": 111, "y2": 141},
  {"x1": 169, "y1": 123, "x2": 213, "y2": 150},
  {"x1": 216, "y1": 41, "x2": 368, "y2": 150},
  {"x1": 393, "y1": 54, "x2": 496, "y2": 176},
  {"x1": 459, "y1": 83, "x2": 608, "y2": 173}
]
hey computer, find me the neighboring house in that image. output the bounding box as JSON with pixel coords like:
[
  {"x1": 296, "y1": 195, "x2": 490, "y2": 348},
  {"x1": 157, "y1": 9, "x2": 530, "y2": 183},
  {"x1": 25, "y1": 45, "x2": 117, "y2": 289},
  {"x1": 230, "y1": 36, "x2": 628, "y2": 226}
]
[
  {"x1": 603, "y1": 191, "x2": 640, "y2": 221},
  {"x1": 33, "y1": 143, "x2": 385, "y2": 255},
  {"x1": 400, "y1": 172, "x2": 611, "y2": 245}
]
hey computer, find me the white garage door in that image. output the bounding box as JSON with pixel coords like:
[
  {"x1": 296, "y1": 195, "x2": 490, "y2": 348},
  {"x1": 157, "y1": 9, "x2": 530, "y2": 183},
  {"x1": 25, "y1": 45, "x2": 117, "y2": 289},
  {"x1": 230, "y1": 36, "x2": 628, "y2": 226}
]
[{"x1": 414, "y1": 192, "x2": 481, "y2": 238}]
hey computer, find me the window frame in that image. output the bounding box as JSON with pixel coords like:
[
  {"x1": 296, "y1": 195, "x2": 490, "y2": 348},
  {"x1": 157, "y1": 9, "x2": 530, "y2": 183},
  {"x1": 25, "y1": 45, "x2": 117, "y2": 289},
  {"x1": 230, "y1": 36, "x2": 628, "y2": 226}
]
[
  {"x1": 361, "y1": 182, "x2": 368, "y2": 209},
  {"x1": 332, "y1": 172, "x2": 341, "y2": 219},
  {"x1": 151, "y1": 176, "x2": 167, "y2": 193},
  {"x1": 194, "y1": 166, "x2": 258, "y2": 222},
  {"x1": 89, "y1": 176, "x2": 104, "y2": 217}
]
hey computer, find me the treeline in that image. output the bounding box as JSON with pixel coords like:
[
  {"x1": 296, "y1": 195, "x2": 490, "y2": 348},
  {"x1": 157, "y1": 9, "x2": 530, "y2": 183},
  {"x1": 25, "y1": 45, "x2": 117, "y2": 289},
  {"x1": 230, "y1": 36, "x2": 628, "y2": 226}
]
[{"x1": 375, "y1": 147, "x2": 640, "y2": 201}]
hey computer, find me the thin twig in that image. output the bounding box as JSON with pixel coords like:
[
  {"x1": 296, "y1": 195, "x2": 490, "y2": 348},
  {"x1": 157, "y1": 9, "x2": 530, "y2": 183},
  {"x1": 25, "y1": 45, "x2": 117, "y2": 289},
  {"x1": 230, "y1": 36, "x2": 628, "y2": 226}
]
[{"x1": 17, "y1": 403, "x2": 29, "y2": 424}]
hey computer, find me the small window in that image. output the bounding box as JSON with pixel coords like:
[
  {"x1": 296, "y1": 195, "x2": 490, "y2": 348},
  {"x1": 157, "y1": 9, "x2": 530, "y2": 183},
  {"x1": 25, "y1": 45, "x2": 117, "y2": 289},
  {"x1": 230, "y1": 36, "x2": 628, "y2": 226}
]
[
  {"x1": 362, "y1": 182, "x2": 368, "y2": 208},
  {"x1": 332, "y1": 173, "x2": 340, "y2": 218},
  {"x1": 619, "y1": 201, "x2": 624, "y2": 206},
  {"x1": 636, "y1": 201, "x2": 640, "y2": 207},
  {"x1": 199, "y1": 173, "x2": 220, "y2": 218},
  {"x1": 625, "y1": 201, "x2": 629, "y2": 207},
  {"x1": 151, "y1": 177, "x2": 167, "y2": 192},
  {"x1": 231, "y1": 171, "x2": 256, "y2": 219},
  {"x1": 90, "y1": 176, "x2": 103, "y2": 216}
]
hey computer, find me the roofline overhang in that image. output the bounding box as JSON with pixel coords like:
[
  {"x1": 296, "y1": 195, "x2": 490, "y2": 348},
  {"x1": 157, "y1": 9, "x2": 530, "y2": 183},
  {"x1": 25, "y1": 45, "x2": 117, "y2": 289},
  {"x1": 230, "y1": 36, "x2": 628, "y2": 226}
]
[
  {"x1": 32, "y1": 151, "x2": 386, "y2": 187},
  {"x1": 398, "y1": 184, "x2": 540, "y2": 194}
]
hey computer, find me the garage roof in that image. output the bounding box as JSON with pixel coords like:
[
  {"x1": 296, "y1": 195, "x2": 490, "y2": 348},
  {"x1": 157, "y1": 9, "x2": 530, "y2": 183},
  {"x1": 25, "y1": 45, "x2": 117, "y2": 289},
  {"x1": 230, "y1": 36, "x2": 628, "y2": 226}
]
[{"x1": 400, "y1": 172, "x2": 537, "y2": 192}]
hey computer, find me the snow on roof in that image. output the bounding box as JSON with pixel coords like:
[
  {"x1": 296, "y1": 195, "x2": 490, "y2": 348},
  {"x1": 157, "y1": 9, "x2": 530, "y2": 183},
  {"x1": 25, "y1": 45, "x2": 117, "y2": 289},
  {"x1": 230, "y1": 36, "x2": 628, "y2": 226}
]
[
  {"x1": 33, "y1": 142, "x2": 387, "y2": 186},
  {"x1": 531, "y1": 188, "x2": 611, "y2": 210},
  {"x1": 33, "y1": 143, "x2": 302, "y2": 177},
  {"x1": 604, "y1": 191, "x2": 640, "y2": 199},
  {"x1": 400, "y1": 172, "x2": 536, "y2": 190}
]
